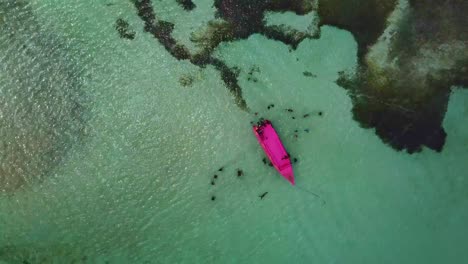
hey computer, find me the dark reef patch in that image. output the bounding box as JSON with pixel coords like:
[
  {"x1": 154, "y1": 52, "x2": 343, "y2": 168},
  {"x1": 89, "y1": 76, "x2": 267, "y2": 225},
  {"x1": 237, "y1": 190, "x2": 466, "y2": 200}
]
[
  {"x1": 337, "y1": 70, "x2": 449, "y2": 153},
  {"x1": 334, "y1": 0, "x2": 467, "y2": 153},
  {"x1": 247, "y1": 65, "x2": 260, "y2": 83},
  {"x1": 263, "y1": 25, "x2": 309, "y2": 49},
  {"x1": 131, "y1": 0, "x2": 317, "y2": 111},
  {"x1": 129, "y1": 0, "x2": 467, "y2": 154},
  {"x1": 115, "y1": 18, "x2": 136, "y2": 39},
  {"x1": 131, "y1": 0, "x2": 247, "y2": 109},
  {"x1": 317, "y1": 0, "x2": 397, "y2": 60},
  {"x1": 176, "y1": 0, "x2": 196, "y2": 11},
  {"x1": 303, "y1": 71, "x2": 316, "y2": 78},
  {"x1": 178, "y1": 74, "x2": 195, "y2": 87},
  {"x1": 210, "y1": 58, "x2": 248, "y2": 109},
  {"x1": 211, "y1": 0, "x2": 315, "y2": 47},
  {"x1": 131, "y1": 0, "x2": 190, "y2": 59}
]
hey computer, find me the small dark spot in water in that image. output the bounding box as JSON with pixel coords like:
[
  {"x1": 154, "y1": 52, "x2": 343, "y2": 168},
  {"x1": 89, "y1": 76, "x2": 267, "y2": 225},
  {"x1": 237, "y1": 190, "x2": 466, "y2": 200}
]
[
  {"x1": 292, "y1": 116, "x2": 295, "y2": 119},
  {"x1": 218, "y1": 167, "x2": 224, "y2": 172},
  {"x1": 303, "y1": 71, "x2": 317, "y2": 77},
  {"x1": 296, "y1": 58, "x2": 299, "y2": 61},
  {"x1": 294, "y1": 129, "x2": 298, "y2": 133},
  {"x1": 262, "y1": 158, "x2": 267, "y2": 164},
  {"x1": 237, "y1": 169, "x2": 244, "y2": 177},
  {"x1": 268, "y1": 162, "x2": 273, "y2": 167},
  {"x1": 211, "y1": 196, "x2": 216, "y2": 201},
  {"x1": 211, "y1": 181, "x2": 215, "y2": 185},
  {"x1": 115, "y1": 18, "x2": 136, "y2": 40},
  {"x1": 250, "y1": 121, "x2": 254, "y2": 125},
  {"x1": 247, "y1": 75, "x2": 258, "y2": 82},
  {"x1": 179, "y1": 74, "x2": 195, "y2": 87},
  {"x1": 293, "y1": 158, "x2": 298, "y2": 163},
  {"x1": 259, "y1": 192, "x2": 268, "y2": 199},
  {"x1": 248, "y1": 65, "x2": 261, "y2": 75},
  {"x1": 214, "y1": 174, "x2": 218, "y2": 179},
  {"x1": 23, "y1": 261, "x2": 30, "y2": 264},
  {"x1": 254, "y1": 112, "x2": 258, "y2": 116},
  {"x1": 318, "y1": 111, "x2": 323, "y2": 116},
  {"x1": 176, "y1": 0, "x2": 196, "y2": 11},
  {"x1": 294, "y1": 134, "x2": 298, "y2": 138},
  {"x1": 105, "y1": 3, "x2": 115, "y2": 6},
  {"x1": 286, "y1": 108, "x2": 294, "y2": 112},
  {"x1": 303, "y1": 113, "x2": 310, "y2": 118},
  {"x1": 304, "y1": 128, "x2": 310, "y2": 133}
]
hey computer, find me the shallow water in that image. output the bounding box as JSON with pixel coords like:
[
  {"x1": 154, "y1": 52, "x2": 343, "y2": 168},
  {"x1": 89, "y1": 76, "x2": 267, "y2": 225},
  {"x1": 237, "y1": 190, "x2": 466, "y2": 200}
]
[{"x1": 1, "y1": 1, "x2": 467, "y2": 263}]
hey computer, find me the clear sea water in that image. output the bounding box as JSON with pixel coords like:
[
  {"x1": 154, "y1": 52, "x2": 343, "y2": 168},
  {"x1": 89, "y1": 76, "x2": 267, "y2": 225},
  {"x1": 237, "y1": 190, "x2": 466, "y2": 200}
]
[{"x1": 1, "y1": 1, "x2": 467, "y2": 263}]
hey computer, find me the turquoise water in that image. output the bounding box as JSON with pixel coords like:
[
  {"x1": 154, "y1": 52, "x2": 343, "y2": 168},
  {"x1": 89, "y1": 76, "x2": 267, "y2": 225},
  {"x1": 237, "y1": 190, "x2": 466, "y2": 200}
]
[{"x1": 1, "y1": 1, "x2": 467, "y2": 263}]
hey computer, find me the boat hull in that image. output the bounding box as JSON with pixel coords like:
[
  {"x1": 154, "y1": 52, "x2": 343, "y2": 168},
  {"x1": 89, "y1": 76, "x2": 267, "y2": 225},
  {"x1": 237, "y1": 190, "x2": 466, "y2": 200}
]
[{"x1": 253, "y1": 120, "x2": 295, "y2": 185}]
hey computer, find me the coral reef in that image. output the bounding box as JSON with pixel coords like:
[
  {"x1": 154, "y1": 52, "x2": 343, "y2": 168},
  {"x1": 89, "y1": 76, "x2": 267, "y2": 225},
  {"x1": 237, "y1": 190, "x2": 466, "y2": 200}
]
[
  {"x1": 337, "y1": 0, "x2": 467, "y2": 153},
  {"x1": 132, "y1": 0, "x2": 317, "y2": 111},
  {"x1": 130, "y1": 0, "x2": 467, "y2": 153},
  {"x1": 131, "y1": 0, "x2": 247, "y2": 109},
  {"x1": 317, "y1": 0, "x2": 397, "y2": 59}
]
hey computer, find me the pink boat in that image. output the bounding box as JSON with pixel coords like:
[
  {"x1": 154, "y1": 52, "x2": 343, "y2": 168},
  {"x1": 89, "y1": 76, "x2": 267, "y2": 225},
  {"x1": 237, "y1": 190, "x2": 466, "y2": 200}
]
[{"x1": 253, "y1": 119, "x2": 295, "y2": 185}]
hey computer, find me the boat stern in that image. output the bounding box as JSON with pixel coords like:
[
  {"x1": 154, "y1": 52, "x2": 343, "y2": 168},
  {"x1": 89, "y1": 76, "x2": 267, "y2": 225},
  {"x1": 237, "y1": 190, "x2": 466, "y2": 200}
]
[{"x1": 281, "y1": 167, "x2": 295, "y2": 185}]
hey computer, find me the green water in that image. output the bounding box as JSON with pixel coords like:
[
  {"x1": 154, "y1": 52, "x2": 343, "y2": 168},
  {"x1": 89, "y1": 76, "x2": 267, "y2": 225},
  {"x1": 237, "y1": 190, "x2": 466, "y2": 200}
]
[{"x1": 1, "y1": 1, "x2": 467, "y2": 263}]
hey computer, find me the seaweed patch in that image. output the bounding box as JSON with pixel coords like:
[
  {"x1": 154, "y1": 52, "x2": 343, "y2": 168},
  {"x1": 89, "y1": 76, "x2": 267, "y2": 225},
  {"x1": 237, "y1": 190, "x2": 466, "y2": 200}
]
[
  {"x1": 179, "y1": 74, "x2": 195, "y2": 87},
  {"x1": 115, "y1": 18, "x2": 136, "y2": 40},
  {"x1": 333, "y1": 0, "x2": 467, "y2": 153},
  {"x1": 176, "y1": 0, "x2": 196, "y2": 11},
  {"x1": 247, "y1": 65, "x2": 260, "y2": 82},
  {"x1": 303, "y1": 71, "x2": 316, "y2": 77},
  {"x1": 131, "y1": 0, "x2": 318, "y2": 111},
  {"x1": 317, "y1": 0, "x2": 397, "y2": 60},
  {"x1": 131, "y1": 0, "x2": 247, "y2": 110}
]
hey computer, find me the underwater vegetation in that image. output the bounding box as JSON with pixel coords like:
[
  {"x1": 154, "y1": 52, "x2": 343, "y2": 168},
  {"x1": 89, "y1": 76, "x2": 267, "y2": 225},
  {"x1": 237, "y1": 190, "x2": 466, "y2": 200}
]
[
  {"x1": 115, "y1": 18, "x2": 136, "y2": 40},
  {"x1": 317, "y1": 0, "x2": 397, "y2": 60},
  {"x1": 335, "y1": 0, "x2": 467, "y2": 153},
  {"x1": 129, "y1": 0, "x2": 467, "y2": 153},
  {"x1": 202, "y1": 0, "x2": 316, "y2": 50},
  {"x1": 131, "y1": 0, "x2": 318, "y2": 111},
  {"x1": 176, "y1": 0, "x2": 196, "y2": 11},
  {"x1": 131, "y1": 0, "x2": 248, "y2": 110},
  {"x1": 2, "y1": 0, "x2": 466, "y2": 196}
]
